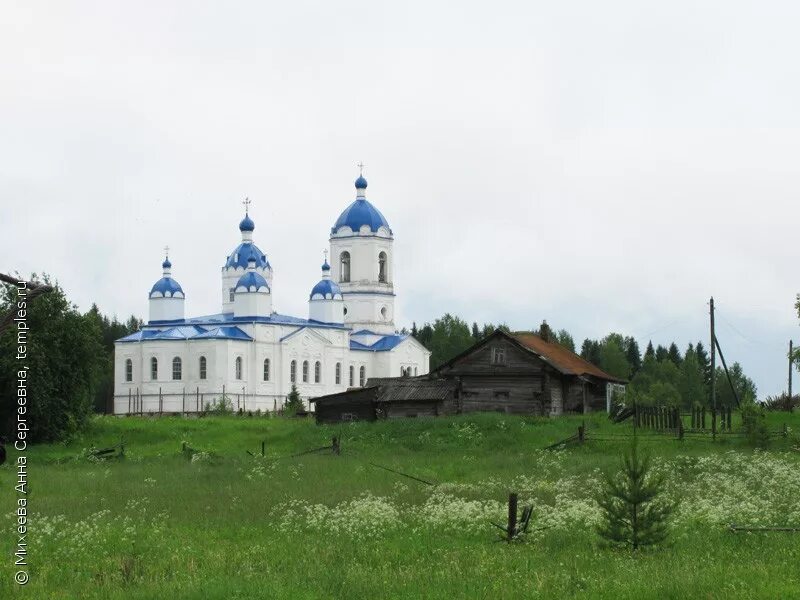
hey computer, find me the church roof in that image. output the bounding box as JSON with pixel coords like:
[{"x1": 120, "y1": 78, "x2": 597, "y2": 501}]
[
  {"x1": 116, "y1": 324, "x2": 252, "y2": 342},
  {"x1": 349, "y1": 333, "x2": 408, "y2": 352},
  {"x1": 225, "y1": 242, "x2": 271, "y2": 270}
]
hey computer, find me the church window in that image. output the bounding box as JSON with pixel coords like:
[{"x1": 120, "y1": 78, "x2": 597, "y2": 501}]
[
  {"x1": 335, "y1": 362, "x2": 341, "y2": 384},
  {"x1": 235, "y1": 356, "x2": 243, "y2": 380},
  {"x1": 414, "y1": 367, "x2": 418, "y2": 376},
  {"x1": 229, "y1": 288, "x2": 235, "y2": 302},
  {"x1": 290, "y1": 360, "x2": 297, "y2": 383},
  {"x1": 150, "y1": 357, "x2": 158, "y2": 380},
  {"x1": 492, "y1": 346, "x2": 506, "y2": 365},
  {"x1": 349, "y1": 365, "x2": 354, "y2": 387},
  {"x1": 378, "y1": 252, "x2": 387, "y2": 282},
  {"x1": 302, "y1": 360, "x2": 309, "y2": 383},
  {"x1": 263, "y1": 358, "x2": 270, "y2": 381},
  {"x1": 199, "y1": 356, "x2": 207, "y2": 380},
  {"x1": 314, "y1": 361, "x2": 321, "y2": 383},
  {"x1": 172, "y1": 357, "x2": 182, "y2": 380},
  {"x1": 359, "y1": 365, "x2": 366, "y2": 387},
  {"x1": 343, "y1": 306, "x2": 348, "y2": 316},
  {"x1": 380, "y1": 306, "x2": 387, "y2": 319},
  {"x1": 125, "y1": 359, "x2": 133, "y2": 382},
  {"x1": 340, "y1": 252, "x2": 351, "y2": 283}
]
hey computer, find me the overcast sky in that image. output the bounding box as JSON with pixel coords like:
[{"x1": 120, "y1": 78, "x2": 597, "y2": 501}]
[{"x1": 2, "y1": 1, "x2": 798, "y2": 397}]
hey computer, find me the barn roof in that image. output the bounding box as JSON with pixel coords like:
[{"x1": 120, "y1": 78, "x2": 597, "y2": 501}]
[
  {"x1": 311, "y1": 378, "x2": 455, "y2": 406},
  {"x1": 511, "y1": 331, "x2": 626, "y2": 383}
]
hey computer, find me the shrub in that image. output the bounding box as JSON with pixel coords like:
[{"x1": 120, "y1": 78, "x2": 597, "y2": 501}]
[
  {"x1": 205, "y1": 395, "x2": 234, "y2": 416},
  {"x1": 763, "y1": 393, "x2": 799, "y2": 412},
  {"x1": 283, "y1": 384, "x2": 304, "y2": 416},
  {"x1": 741, "y1": 401, "x2": 770, "y2": 448}
]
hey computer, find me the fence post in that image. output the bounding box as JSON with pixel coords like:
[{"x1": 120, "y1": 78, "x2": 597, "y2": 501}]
[
  {"x1": 182, "y1": 388, "x2": 186, "y2": 415},
  {"x1": 261, "y1": 440, "x2": 265, "y2": 457},
  {"x1": 678, "y1": 415, "x2": 684, "y2": 440},
  {"x1": 578, "y1": 423, "x2": 585, "y2": 444},
  {"x1": 702, "y1": 407, "x2": 706, "y2": 430},
  {"x1": 507, "y1": 493, "x2": 518, "y2": 542},
  {"x1": 332, "y1": 436, "x2": 340, "y2": 455},
  {"x1": 159, "y1": 387, "x2": 163, "y2": 416}
]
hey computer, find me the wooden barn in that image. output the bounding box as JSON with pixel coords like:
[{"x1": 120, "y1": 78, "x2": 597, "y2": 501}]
[
  {"x1": 311, "y1": 327, "x2": 625, "y2": 422},
  {"x1": 434, "y1": 329, "x2": 626, "y2": 416}
]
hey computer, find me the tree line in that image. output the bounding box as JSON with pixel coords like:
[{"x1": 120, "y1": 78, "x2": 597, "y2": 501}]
[{"x1": 0, "y1": 274, "x2": 140, "y2": 442}]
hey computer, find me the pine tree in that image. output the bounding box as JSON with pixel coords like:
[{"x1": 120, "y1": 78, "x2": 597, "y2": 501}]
[
  {"x1": 624, "y1": 337, "x2": 642, "y2": 375},
  {"x1": 655, "y1": 345, "x2": 669, "y2": 362},
  {"x1": 644, "y1": 341, "x2": 656, "y2": 362},
  {"x1": 411, "y1": 321, "x2": 419, "y2": 339},
  {"x1": 667, "y1": 342, "x2": 682, "y2": 366},
  {"x1": 556, "y1": 329, "x2": 576, "y2": 352},
  {"x1": 284, "y1": 384, "x2": 304, "y2": 415},
  {"x1": 471, "y1": 322, "x2": 480, "y2": 340},
  {"x1": 596, "y1": 437, "x2": 674, "y2": 551},
  {"x1": 694, "y1": 341, "x2": 711, "y2": 388}
]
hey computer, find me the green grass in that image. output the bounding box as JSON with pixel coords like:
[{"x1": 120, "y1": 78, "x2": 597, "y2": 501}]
[{"x1": 2, "y1": 412, "x2": 800, "y2": 599}]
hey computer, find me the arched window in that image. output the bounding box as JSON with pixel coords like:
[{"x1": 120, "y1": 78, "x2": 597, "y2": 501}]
[
  {"x1": 172, "y1": 357, "x2": 182, "y2": 380},
  {"x1": 349, "y1": 365, "x2": 354, "y2": 387},
  {"x1": 199, "y1": 356, "x2": 207, "y2": 380},
  {"x1": 414, "y1": 367, "x2": 418, "y2": 376},
  {"x1": 314, "y1": 361, "x2": 321, "y2": 383},
  {"x1": 335, "y1": 362, "x2": 341, "y2": 385},
  {"x1": 125, "y1": 359, "x2": 133, "y2": 382},
  {"x1": 235, "y1": 356, "x2": 243, "y2": 380},
  {"x1": 150, "y1": 357, "x2": 158, "y2": 380},
  {"x1": 302, "y1": 360, "x2": 309, "y2": 383},
  {"x1": 378, "y1": 251, "x2": 387, "y2": 283},
  {"x1": 340, "y1": 251, "x2": 351, "y2": 283},
  {"x1": 290, "y1": 360, "x2": 297, "y2": 383},
  {"x1": 263, "y1": 358, "x2": 270, "y2": 381},
  {"x1": 359, "y1": 365, "x2": 366, "y2": 387}
]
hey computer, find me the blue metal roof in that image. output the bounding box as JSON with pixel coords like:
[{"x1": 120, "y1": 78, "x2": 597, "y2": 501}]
[
  {"x1": 310, "y1": 279, "x2": 342, "y2": 300},
  {"x1": 224, "y1": 242, "x2": 271, "y2": 270},
  {"x1": 239, "y1": 213, "x2": 255, "y2": 232},
  {"x1": 150, "y1": 277, "x2": 184, "y2": 298},
  {"x1": 193, "y1": 326, "x2": 252, "y2": 341},
  {"x1": 144, "y1": 312, "x2": 350, "y2": 330},
  {"x1": 331, "y1": 199, "x2": 392, "y2": 235},
  {"x1": 236, "y1": 271, "x2": 270, "y2": 292},
  {"x1": 350, "y1": 334, "x2": 408, "y2": 352}
]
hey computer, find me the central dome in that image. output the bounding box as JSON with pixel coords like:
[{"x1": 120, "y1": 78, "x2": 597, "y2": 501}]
[{"x1": 331, "y1": 176, "x2": 392, "y2": 235}]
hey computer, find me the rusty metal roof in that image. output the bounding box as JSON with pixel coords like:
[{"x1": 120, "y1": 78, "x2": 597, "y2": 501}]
[
  {"x1": 375, "y1": 379, "x2": 455, "y2": 403},
  {"x1": 511, "y1": 332, "x2": 627, "y2": 383}
]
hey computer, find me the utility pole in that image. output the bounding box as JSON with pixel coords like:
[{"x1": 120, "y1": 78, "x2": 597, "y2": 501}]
[
  {"x1": 790, "y1": 340, "x2": 794, "y2": 412},
  {"x1": 710, "y1": 297, "x2": 716, "y2": 440}
]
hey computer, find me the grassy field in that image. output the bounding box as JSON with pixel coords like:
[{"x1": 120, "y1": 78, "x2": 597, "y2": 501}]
[{"x1": 2, "y1": 412, "x2": 800, "y2": 599}]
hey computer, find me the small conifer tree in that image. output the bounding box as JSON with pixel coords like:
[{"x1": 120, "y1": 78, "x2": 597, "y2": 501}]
[
  {"x1": 284, "y1": 384, "x2": 304, "y2": 415},
  {"x1": 596, "y1": 437, "x2": 673, "y2": 550}
]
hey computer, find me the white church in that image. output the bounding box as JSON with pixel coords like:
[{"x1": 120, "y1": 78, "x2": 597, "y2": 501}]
[{"x1": 113, "y1": 172, "x2": 431, "y2": 414}]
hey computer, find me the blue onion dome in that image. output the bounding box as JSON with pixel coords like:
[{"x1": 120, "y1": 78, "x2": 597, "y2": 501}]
[
  {"x1": 162, "y1": 257, "x2": 172, "y2": 269},
  {"x1": 150, "y1": 277, "x2": 184, "y2": 298},
  {"x1": 225, "y1": 242, "x2": 271, "y2": 270},
  {"x1": 239, "y1": 212, "x2": 255, "y2": 232},
  {"x1": 310, "y1": 279, "x2": 342, "y2": 301},
  {"x1": 235, "y1": 270, "x2": 270, "y2": 293},
  {"x1": 321, "y1": 260, "x2": 331, "y2": 272},
  {"x1": 331, "y1": 175, "x2": 392, "y2": 235}
]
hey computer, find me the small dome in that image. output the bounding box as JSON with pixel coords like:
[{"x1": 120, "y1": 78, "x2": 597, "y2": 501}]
[
  {"x1": 239, "y1": 213, "x2": 255, "y2": 232},
  {"x1": 321, "y1": 260, "x2": 331, "y2": 272},
  {"x1": 310, "y1": 279, "x2": 342, "y2": 301},
  {"x1": 150, "y1": 277, "x2": 184, "y2": 298},
  {"x1": 225, "y1": 242, "x2": 270, "y2": 270},
  {"x1": 355, "y1": 175, "x2": 368, "y2": 189},
  {"x1": 235, "y1": 271, "x2": 270, "y2": 293},
  {"x1": 162, "y1": 257, "x2": 172, "y2": 269}
]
